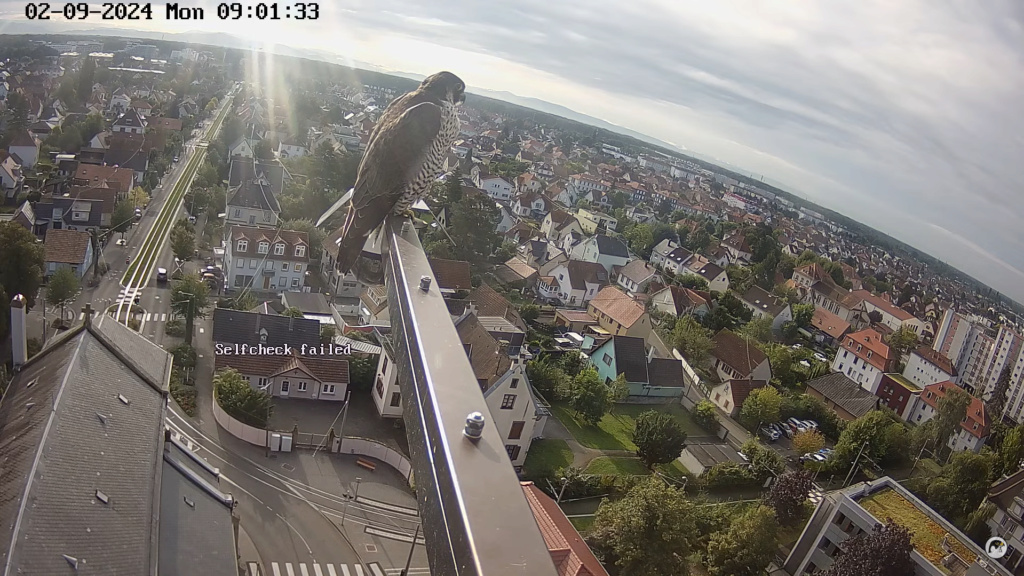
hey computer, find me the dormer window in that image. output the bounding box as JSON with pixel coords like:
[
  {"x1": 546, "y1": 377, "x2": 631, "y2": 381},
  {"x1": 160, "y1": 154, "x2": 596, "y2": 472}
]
[
  {"x1": 295, "y1": 245, "x2": 306, "y2": 258},
  {"x1": 259, "y1": 328, "x2": 268, "y2": 343},
  {"x1": 274, "y1": 243, "x2": 285, "y2": 255},
  {"x1": 867, "y1": 351, "x2": 873, "y2": 359},
  {"x1": 237, "y1": 240, "x2": 248, "y2": 252},
  {"x1": 257, "y1": 242, "x2": 269, "y2": 254}
]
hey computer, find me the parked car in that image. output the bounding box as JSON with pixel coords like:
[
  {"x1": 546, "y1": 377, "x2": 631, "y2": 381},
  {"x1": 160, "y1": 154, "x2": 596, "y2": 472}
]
[
  {"x1": 134, "y1": 208, "x2": 143, "y2": 220},
  {"x1": 814, "y1": 352, "x2": 828, "y2": 363},
  {"x1": 779, "y1": 421, "x2": 795, "y2": 438},
  {"x1": 802, "y1": 420, "x2": 819, "y2": 431},
  {"x1": 791, "y1": 343, "x2": 803, "y2": 350},
  {"x1": 761, "y1": 426, "x2": 780, "y2": 442},
  {"x1": 768, "y1": 423, "x2": 784, "y2": 437}
]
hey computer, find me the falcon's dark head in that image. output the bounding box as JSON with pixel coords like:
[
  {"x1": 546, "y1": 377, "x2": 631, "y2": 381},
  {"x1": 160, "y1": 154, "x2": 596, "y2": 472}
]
[{"x1": 421, "y1": 71, "x2": 466, "y2": 105}]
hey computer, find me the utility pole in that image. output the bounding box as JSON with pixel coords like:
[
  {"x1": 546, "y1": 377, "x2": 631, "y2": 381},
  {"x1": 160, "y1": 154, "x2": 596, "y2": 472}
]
[
  {"x1": 843, "y1": 441, "x2": 868, "y2": 488},
  {"x1": 910, "y1": 438, "x2": 934, "y2": 476}
]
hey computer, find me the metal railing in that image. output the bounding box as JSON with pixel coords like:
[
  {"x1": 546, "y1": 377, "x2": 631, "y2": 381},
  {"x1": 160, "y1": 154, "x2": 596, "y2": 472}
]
[{"x1": 383, "y1": 217, "x2": 559, "y2": 576}]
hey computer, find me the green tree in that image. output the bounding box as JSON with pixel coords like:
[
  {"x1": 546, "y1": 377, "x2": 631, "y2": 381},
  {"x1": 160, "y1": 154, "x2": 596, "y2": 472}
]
[
  {"x1": 964, "y1": 502, "x2": 996, "y2": 546},
  {"x1": 765, "y1": 470, "x2": 813, "y2": 526},
  {"x1": 448, "y1": 190, "x2": 501, "y2": 264},
  {"x1": 76, "y1": 57, "x2": 96, "y2": 105},
  {"x1": 558, "y1": 350, "x2": 587, "y2": 378},
  {"x1": 741, "y1": 439, "x2": 785, "y2": 480},
  {"x1": 718, "y1": 292, "x2": 753, "y2": 322},
  {"x1": 232, "y1": 290, "x2": 257, "y2": 311},
  {"x1": 526, "y1": 358, "x2": 569, "y2": 400},
  {"x1": 0, "y1": 223, "x2": 45, "y2": 308},
  {"x1": 588, "y1": 478, "x2": 696, "y2": 576},
  {"x1": 739, "y1": 386, "x2": 783, "y2": 430},
  {"x1": 633, "y1": 410, "x2": 688, "y2": 468},
  {"x1": 671, "y1": 316, "x2": 713, "y2": 365},
  {"x1": 987, "y1": 365, "x2": 1014, "y2": 420},
  {"x1": 45, "y1": 267, "x2": 80, "y2": 325},
  {"x1": 833, "y1": 410, "x2": 909, "y2": 467},
  {"x1": 818, "y1": 520, "x2": 915, "y2": 576},
  {"x1": 569, "y1": 367, "x2": 613, "y2": 425},
  {"x1": 111, "y1": 202, "x2": 135, "y2": 239},
  {"x1": 676, "y1": 274, "x2": 708, "y2": 291},
  {"x1": 347, "y1": 355, "x2": 377, "y2": 392},
  {"x1": 926, "y1": 451, "x2": 994, "y2": 526},
  {"x1": 693, "y1": 399, "x2": 720, "y2": 433},
  {"x1": 519, "y1": 304, "x2": 540, "y2": 323},
  {"x1": 739, "y1": 316, "x2": 773, "y2": 343},
  {"x1": 792, "y1": 303, "x2": 815, "y2": 328},
  {"x1": 1001, "y1": 425, "x2": 1024, "y2": 474},
  {"x1": 214, "y1": 368, "x2": 273, "y2": 427},
  {"x1": 170, "y1": 225, "x2": 195, "y2": 262},
  {"x1": 705, "y1": 505, "x2": 778, "y2": 576},
  {"x1": 623, "y1": 223, "x2": 655, "y2": 258},
  {"x1": 281, "y1": 306, "x2": 305, "y2": 318},
  {"x1": 170, "y1": 274, "x2": 210, "y2": 346},
  {"x1": 885, "y1": 325, "x2": 918, "y2": 361},
  {"x1": 320, "y1": 323, "x2": 336, "y2": 346},
  {"x1": 935, "y1": 385, "x2": 972, "y2": 451}
]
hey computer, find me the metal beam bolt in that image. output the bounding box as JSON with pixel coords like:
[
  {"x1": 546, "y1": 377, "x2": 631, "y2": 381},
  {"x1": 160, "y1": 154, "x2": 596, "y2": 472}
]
[
  {"x1": 419, "y1": 276, "x2": 431, "y2": 292},
  {"x1": 464, "y1": 412, "x2": 485, "y2": 441}
]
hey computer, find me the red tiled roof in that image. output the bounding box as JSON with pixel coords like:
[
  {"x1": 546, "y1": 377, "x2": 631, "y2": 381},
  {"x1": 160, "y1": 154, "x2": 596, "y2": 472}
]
[
  {"x1": 912, "y1": 346, "x2": 958, "y2": 377},
  {"x1": 852, "y1": 289, "x2": 915, "y2": 321},
  {"x1": 74, "y1": 163, "x2": 134, "y2": 195},
  {"x1": 727, "y1": 379, "x2": 768, "y2": 409},
  {"x1": 920, "y1": 381, "x2": 989, "y2": 439},
  {"x1": 427, "y1": 258, "x2": 472, "y2": 291},
  {"x1": 840, "y1": 328, "x2": 893, "y2": 371},
  {"x1": 521, "y1": 482, "x2": 609, "y2": 576},
  {"x1": 214, "y1": 354, "x2": 349, "y2": 384},
  {"x1": 811, "y1": 307, "x2": 851, "y2": 340},
  {"x1": 589, "y1": 286, "x2": 645, "y2": 328},
  {"x1": 230, "y1": 225, "x2": 309, "y2": 263}
]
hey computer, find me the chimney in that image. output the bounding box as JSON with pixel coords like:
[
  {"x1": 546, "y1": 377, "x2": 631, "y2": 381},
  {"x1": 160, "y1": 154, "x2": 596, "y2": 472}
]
[{"x1": 11, "y1": 294, "x2": 27, "y2": 369}]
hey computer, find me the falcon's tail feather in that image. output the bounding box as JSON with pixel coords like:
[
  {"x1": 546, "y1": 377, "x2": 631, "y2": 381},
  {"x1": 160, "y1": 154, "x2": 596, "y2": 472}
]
[{"x1": 334, "y1": 201, "x2": 380, "y2": 275}]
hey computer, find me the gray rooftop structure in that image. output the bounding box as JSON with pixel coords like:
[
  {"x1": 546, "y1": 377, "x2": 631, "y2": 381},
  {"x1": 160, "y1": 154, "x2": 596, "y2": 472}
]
[{"x1": 0, "y1": 312, "x2": 169, "y2": 575}]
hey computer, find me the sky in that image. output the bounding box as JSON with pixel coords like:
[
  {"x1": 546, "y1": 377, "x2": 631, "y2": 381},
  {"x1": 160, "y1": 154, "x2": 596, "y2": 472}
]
[{"x1": 2, "y1": 1, "x2": 1024, "y2": 302}]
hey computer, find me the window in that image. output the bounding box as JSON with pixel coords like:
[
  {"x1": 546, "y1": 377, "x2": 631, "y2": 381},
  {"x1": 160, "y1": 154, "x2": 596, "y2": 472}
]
[
  {"x1": 250, "y1": 259, "x2": 257, "y2": 269},
  {"x1": 258, "y1": 242, "x2": 269, "y2": 254},
  {"x1": 295, "y1": 245, "x2": 306, "y2": 258},
  {"x1": 292, "y1": 277, "x2": 300, "y2": 287},
  {"x1": 257, "y1": 378, "x2": 269, "y2": 388},
  {"x1": 263, "y1": 210, "x2": 271, "y2": 222},
  {"x1": 603, "y1": 353, "x2": 612, "y2": 366},
  {"x1": 297, "y1": 381, "x2": 307, "y2": 392},
  {"x1": 237, "y1": 258, "x2": 245, "y2": 268},
  {"x1": 511, "y1": 378, "x2": 519, "y2": 389},
  {"x1": 323, "y1": 384, "x2": 336, "y2": 394},
  {"x1": 375, "y1": 376, "x2": 384, "y2": 397},
  {"x1": 867, "y1": 351, "x2": 873, "y2": 359},
  {"x1": 382, "y1": 355, "x2": 389, "y2": 374},
  {"x1": 281, "y1": 381, "x2": 290, "y2": 393},
  {"x1": 509, "y1": 421, "x2": 525, "y2": 440},
  {"x1": 266, "y1": 260, "x2": 274, "y2": 270},
  {"x1": 500, "y1": 394, "x2": 516, "y2": 409},
  {"x1": 505, "y1": 444, "x2": 521, "y2": 461},
  {"x1": 281, "y1": 263, "x2": 289, "y2": 272},
  {"x1": 233, "y1": 208, "x2": 241, "y2": 218},
  {"x1": 234, "y1": 275, "x2": 245, "y2": 287},
  {"x1": 237, "y1": 240, "x2": 248, "y2": 252},
  {"x1": 274, "y1": 243, "x2": 285, "y2": 255},
  {"x1": 390, "y1": 392, "x2": 401, "y2": 407}
]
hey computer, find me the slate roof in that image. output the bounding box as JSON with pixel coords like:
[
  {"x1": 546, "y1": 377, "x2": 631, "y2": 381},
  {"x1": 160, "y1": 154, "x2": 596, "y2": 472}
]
[
  {"x1": 44, "y1": 228, "x2": 91, "y2": 264},
  {"x1": 648, "y1": 357, "x2": 686, "y2": 388},
  {"x1": 988, "y1": 468, "x2": 1024, "y2": 513},
  {"x1": 428, "y1": 258, "x2": 473, "y2": 291},
  {"x1": 227, "y1": 176, "x2": 282, "y2": 213},
  {"x1": 711, "y1": 330, "x2": 768, "y2": 377},
  {"x1": 684, "y1": 444, "x2": 746, "y2": 468},
  {"x1": 112, "y1": 108, "x2": 146, "y2": 130},
  {"x1": 464, "y1": 283, "x2": 527, "y2": 331},
  {"x1": 689, "y1": 259, "x2": 724, "y2": 282},
  {"x1": 617, "y1": 259, "x2": 658, "y2": 285},
  {"x1": 740, "y1": 285, "x2": 788, "y2": 318},
  {"x1": 609, "y1": 336, "x2": 648, "y2": 383},
  {"x1": 565, "y1": 260, "x2": 608, "y2": 291},
  {"x1": 281, "y1": 291, "x2": 334, "y2": 315},
  {"x1": 594, "y1": 234, "x2": 629, "y2": 258},
  {"x1": 160, "y1": 437, "x2": 238, "y2": 576},
  {"x1": 0, "y1": 313, "x2": 170, "y2": 574},
  {"x1": 228, "y1": 157, "x2": 287, "y2": 196},
  {"x1": 806, "y1": 373, "x2": 879, "y2": 418},
  {"x1": 589, "y1": 286, "x2": 645, "y2": 328},
  {"x1": 8, "y1": 130, "x2": 37, "y2": 148},
  {"x1": 104, "y1": 143, "x2": 149, "y2": 172},
  {"x1": 211, "y1": 308, "x2": 320, "y2": 348}
]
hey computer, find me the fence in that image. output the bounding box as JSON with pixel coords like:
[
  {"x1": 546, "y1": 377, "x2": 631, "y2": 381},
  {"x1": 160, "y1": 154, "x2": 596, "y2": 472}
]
[{"x1": 212, "y1": 391, "x2": 414, "y2": 484}]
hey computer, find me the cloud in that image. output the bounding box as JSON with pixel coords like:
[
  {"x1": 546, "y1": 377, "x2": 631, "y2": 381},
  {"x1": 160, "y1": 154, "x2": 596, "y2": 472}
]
[{"x1": 9, "y1": 0, "x2": 1024, "y2": 301}]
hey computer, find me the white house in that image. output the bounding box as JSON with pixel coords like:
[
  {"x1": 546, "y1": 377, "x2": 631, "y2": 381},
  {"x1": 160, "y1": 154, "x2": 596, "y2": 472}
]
[
  {"x1": 8, "y1": 131, "x2": 40, "y2": 169},
  {"x1": 738, "y1": 285, "x2": 793, "y2": 332},
  {"x1": 108, "y1": 89, "x2": 131, "y2": 114},
  {"x1": 570, "y1": 234, "x2": 632, "y2": 275},
  {"x1": 710, "y1": 330, "x2": 772, "y2": 383},
  {"x1": 373, "y1": 345, "x2": 403, "y2": 418},
  {"x1": 903, "y1": 347, "x2": 959, "y2": 389},
  {"x1": 650, "y1": 285, "x2": 710, "y2": 318},
  {"x1": 226, "y1": 175, "x2": 281, "y2": 230},
  {"x1": 474, "y1": 173, "x2": 513, "y2": 201},
  {"x1": 910, "y1": 381, "x2": 989, "y2": 453},
  {"x1": 277, "y1": 141, "x2": 307, "y2": 159},
  {"x1": 615, "y1": 259, "x2": 661, "y2": 296},
  {"x1": 650, "y1": 239, "x2": 694, "y2": 275},
  {"x1": 685, "y1": 257, "x2": 730, "y2": 293},
  {"x1": 854, "y1": 289, "x2": 925, "y2": 335},
  {"x1": 229, "y1": 138, "x2": 255, "y2": 159},
  {"x1": 224, "y1": 225, "x2": 309, "y2": 293},
  {"x1": 830, "y1": 328, "x2": 896, "y2": 394},
  {"x1": 574, "y1": 207, "x2": 618, "y2": 234},
  {"x1": 547, "y1": 260, "x2": 609, "y2": 307}
]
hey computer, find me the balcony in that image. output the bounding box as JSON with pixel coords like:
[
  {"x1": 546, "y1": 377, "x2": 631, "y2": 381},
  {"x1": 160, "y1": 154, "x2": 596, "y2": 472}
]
[{"x1": 382, "y1": 217, "x2": 558, "y2": 576}]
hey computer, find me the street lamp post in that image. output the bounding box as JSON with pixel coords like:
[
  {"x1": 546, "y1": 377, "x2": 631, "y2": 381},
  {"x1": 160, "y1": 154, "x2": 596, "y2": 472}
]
[
  {"x1": 556, "y1": 477, "x2": 569, "y2": 504},
  {"x1": 340, "y1": 477, "x2": 362, "y2": 527},
  {"x1": 401, "y1": 524, "x2": 422, "y2": 576}
]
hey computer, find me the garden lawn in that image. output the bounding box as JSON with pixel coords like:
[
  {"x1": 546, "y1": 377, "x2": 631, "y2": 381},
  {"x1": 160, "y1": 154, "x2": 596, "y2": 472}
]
[
  {"x1": 585, "y1": 456, "x2": 692, "y2": 480},
  {"x1": 522, "y1": 439, "x2": 574, "y2": 479},
  {"x1": 551, "y1": 402, "x2": 709, "y2": 451},
  {"x1": 569, "y1": 515, "x2": 594, "y2": 534}
]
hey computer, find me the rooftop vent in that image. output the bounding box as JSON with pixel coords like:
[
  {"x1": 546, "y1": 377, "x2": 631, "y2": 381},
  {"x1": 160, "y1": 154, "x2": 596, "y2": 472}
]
[
  {"x1": 184, "y1": 496, "x2": 195, "y2": 508},
  {"x1": 117, "y1": 394, "x2": 129, "y2": 405},
  {"x1": 96, "y1": 412, "x2": 108, "y2": 425},
  {"x1": 95, "y1": 490, "x2": 108, "y2": 504},
  {"x1": 63, "y1": 554, "x2": 79, "y2": 569}
]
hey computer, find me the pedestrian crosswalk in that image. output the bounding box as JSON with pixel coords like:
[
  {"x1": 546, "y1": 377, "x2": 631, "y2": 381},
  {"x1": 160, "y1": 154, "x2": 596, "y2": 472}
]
[
  {"x1": 808, "y1": 486, "x2": 824, "y2": 504},
  {"x1": 79, "y1": 311, "x2": 168, "y2": 322},
  {"x1": 255, "y1": 562, "x2": 426, "y2": 576}
]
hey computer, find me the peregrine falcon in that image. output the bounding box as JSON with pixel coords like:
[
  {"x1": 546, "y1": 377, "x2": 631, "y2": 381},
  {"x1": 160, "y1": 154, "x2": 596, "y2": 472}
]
[{"x1": 331, "y1": 71, "x2": 466, "y2": 278}]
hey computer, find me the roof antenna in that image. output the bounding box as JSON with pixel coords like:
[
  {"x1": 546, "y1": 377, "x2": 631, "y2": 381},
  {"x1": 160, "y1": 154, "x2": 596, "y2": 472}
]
[{"x1": 63, "y1": 554, "x2": 79, "y2": 570}]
